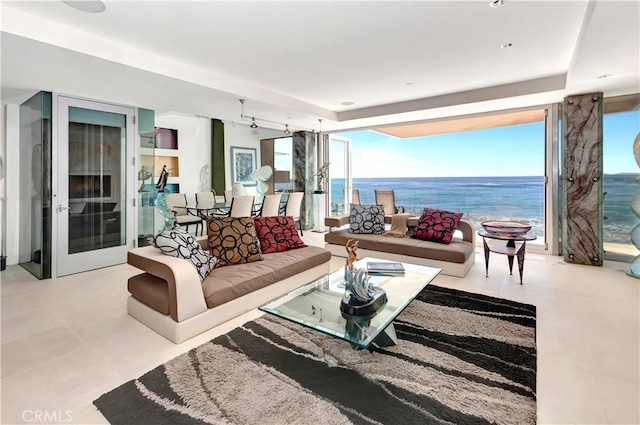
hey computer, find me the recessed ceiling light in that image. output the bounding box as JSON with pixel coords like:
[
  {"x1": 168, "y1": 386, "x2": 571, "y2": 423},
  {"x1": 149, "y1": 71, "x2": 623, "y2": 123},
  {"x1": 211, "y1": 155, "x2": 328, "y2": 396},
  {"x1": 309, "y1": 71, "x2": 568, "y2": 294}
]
[
  {"x1": 597, "y1": 74, "x2": 612, "y2": 79},
  {"x1": 501, "y1": 42, "x2": 515, "y2": 49},
  {"x1": 62, "y1": 0, "x2": 106, "y2": 13},
  {"x1": 490, "y1": 0, "x2": 506, "y2": 7},
  {"x1": 406, "y1": 82, "x2": 414, "y2": 86},
  {"x1": 341, "y1": 101, "x2": 355, "y2": 106}
]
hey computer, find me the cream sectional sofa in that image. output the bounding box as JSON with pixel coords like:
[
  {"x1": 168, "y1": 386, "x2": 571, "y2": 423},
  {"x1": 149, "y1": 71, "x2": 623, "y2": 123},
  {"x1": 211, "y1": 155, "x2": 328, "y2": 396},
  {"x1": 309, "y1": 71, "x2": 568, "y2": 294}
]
[
  {"x1": 127, "y1": 237, "x2": 331, "y2": 343},
  {"x1": 324, "y1": 215, "x2": 475, "y2": 277}
]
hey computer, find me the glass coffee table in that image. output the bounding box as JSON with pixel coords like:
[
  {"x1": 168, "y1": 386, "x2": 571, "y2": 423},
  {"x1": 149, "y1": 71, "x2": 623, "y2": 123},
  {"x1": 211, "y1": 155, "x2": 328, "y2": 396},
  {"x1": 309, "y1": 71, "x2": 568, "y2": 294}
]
[{"x1": 259, "y1": 258, "x2": 440, "y2": 349}]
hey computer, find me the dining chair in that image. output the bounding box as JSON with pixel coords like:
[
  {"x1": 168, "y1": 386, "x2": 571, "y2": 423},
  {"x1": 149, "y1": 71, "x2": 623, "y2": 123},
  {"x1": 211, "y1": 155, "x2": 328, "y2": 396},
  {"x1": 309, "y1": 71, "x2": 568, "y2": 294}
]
[
  {"x1": 195, "y1": 191, "x2": 216, "y2": 212},
  {"x1": 374, "y1": 189, "x2": 405, "y2": 216},
  {"x1": 211, "y1": 195, "x2": 255, "y2": 218},
  {"x1": 259, "y1": 194, "x2": 283, "y2": 216},
  {"x1": 164, "y1": 193, "x2": 202, "y2": 234},
  {"x1": 224, "y1": 190, "x2": 233, "y2": 207},
  {"x1": 195, "y1": 191, "x2": 222, "y2": 235},
  {"x1": 229, "y1": 195, "x2": 255, "y2": 217},
  {"x1": 283, "y1": 191, "x2": 304, "y2": 235},
  {"x1": 352, "y1": 189, "x2": 361, "y2": 205}
]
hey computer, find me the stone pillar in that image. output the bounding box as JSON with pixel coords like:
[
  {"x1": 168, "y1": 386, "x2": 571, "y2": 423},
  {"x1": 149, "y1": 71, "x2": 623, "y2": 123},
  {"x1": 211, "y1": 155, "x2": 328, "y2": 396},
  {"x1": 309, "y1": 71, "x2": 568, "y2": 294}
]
[
  {"x1": 562, "y1": 93, "x2": 604, "y2": 265},
  {"x1": 292, "y1": 131, "x2": 317, "y2": 230}
]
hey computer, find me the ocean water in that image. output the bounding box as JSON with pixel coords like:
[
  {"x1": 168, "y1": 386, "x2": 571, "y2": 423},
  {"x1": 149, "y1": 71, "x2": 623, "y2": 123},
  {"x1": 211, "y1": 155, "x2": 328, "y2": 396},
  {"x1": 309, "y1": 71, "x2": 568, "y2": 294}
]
[{"x1": 330, "y1": 175, "x2": 639, "y2": 244}]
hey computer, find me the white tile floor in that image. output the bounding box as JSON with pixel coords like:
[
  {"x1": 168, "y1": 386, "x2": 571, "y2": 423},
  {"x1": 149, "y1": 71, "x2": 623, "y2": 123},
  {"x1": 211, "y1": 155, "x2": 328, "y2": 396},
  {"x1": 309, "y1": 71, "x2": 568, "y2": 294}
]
[{"x1": 1, "y1": 233, "x2": 638, "y2": 424}]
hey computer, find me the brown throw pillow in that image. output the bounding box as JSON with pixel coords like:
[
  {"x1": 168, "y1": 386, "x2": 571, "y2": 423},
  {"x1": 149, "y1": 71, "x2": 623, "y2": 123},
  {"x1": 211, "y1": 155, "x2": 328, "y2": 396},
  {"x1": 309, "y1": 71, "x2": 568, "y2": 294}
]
[{"x1": 206, "y1": 217, "x2": 263, "y2": 267}]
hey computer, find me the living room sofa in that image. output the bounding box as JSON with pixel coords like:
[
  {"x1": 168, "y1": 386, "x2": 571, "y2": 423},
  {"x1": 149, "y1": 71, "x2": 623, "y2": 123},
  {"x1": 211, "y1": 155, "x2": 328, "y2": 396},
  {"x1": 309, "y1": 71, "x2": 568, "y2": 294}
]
[
  {"x1": 324, "y1": 215, "x2": 475, "y2": 277},
  {"x1": 127, "y1": 237, "x2": 331, "y2": 343}
]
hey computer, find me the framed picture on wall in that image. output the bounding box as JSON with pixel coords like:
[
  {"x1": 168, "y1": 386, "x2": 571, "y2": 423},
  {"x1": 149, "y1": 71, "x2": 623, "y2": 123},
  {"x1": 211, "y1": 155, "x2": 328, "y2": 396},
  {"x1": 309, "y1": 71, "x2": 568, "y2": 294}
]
[{"x1": 231, "y1": 146, "x2": 257, "y2": 186}]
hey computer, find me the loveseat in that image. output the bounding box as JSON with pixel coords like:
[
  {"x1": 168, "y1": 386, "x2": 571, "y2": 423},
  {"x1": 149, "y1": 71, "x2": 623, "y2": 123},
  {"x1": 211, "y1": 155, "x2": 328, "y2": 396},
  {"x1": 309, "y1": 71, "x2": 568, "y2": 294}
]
[
  {"x1": 127, "y1": 236, "x2": 331, "y2": 343},
  {"x1": 324, "y1": 215, "x2": 475, "y2": 277}
]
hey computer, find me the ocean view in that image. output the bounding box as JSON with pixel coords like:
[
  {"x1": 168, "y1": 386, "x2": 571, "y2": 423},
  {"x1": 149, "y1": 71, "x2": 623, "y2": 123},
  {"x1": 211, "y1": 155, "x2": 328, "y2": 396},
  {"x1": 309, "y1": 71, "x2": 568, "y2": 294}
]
[{"x1": 330, "y1": 175, "x2": 638, "y2": 244}]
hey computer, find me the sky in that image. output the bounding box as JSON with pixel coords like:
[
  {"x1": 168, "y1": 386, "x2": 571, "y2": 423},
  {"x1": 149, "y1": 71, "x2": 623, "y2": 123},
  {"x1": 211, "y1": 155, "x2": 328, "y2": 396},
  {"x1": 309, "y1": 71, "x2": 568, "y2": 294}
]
[{"x1": 333, "y1": 110, "x2": 640, "y2": 179}]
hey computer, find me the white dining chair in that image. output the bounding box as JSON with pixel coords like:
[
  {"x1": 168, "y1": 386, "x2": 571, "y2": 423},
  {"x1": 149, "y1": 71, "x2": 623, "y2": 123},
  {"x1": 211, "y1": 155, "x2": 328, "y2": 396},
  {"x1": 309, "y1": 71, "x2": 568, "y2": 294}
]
[
  {"x1": 283, "y1": 191, "x2": 304, "y2": 235},
  {"x1": 259, "y1": 194, "x2": 283, "y2": 216},
  {"x1": 229, "y1": 195, "x2": 255, "y2": 217},
  {"x1": 164, "y1": 193, "x2": 201, "y2": 234}
]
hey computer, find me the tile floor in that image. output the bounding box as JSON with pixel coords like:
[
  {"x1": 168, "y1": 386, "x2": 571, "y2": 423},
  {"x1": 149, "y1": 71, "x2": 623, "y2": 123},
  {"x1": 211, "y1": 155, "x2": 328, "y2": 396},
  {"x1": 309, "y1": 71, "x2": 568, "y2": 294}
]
[{"x1": 1, "y1": 233, "x2": 638, "y2": 424}]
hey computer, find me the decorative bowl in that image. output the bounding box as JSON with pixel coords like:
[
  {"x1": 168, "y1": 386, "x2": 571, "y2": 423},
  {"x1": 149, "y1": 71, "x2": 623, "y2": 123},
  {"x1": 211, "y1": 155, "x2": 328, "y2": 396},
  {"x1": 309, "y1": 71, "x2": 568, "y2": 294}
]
[{"x1": 481, "y1": 220, "x2": 531, "y2": 236}]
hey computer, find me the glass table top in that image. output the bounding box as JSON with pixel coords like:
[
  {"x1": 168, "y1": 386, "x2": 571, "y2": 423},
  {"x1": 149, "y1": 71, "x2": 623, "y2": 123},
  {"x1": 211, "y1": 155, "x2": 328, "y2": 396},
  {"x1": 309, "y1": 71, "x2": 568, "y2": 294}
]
[{"x1": 259, "y1": 258, "x2": 441, "y2": 349}]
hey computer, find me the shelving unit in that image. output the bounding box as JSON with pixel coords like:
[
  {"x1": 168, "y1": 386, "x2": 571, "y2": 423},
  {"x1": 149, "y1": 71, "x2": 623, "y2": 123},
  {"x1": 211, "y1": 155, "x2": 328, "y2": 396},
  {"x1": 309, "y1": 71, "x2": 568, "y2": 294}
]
[{"x1": 138, "y1": 127, "x2": 180, "y2": 245}]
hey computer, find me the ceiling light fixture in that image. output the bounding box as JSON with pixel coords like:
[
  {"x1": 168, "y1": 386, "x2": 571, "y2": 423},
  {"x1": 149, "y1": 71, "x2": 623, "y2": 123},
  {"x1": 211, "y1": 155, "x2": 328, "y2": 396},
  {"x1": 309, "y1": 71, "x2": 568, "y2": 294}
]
[
  {"x1": 62, "y1": 0, "x2": 106, "y2": 13},
  {"x1": 597, "y1": 74, "x2": 612, "y2": 79},
  {"x1": 490, "y1": 0, "x2": 505, "y2": 8},
  {"x1": 238, "y1": 99, "x2": 315, "y2": 134},
  {"x1": 340, "y1": 101, "x2": 355, "y2": 106},
  {"x1": 501, "y1": 42, "x2": 515, "y2": 49}
]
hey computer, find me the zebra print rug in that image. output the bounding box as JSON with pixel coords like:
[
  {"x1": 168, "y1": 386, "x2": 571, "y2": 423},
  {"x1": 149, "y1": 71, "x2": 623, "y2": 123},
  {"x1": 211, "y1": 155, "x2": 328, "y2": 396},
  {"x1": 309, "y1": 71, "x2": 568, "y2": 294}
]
[{"x1": 94, "y1": 286, "x2": 537, "y2": 425}]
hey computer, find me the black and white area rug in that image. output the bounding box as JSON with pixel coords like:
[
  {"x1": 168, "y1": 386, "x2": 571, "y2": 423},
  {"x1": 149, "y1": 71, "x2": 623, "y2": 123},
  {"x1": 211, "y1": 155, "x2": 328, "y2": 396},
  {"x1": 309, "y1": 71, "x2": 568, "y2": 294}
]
[{"x1": 94, "y1": 286, "x2": 537, "y2": 425}]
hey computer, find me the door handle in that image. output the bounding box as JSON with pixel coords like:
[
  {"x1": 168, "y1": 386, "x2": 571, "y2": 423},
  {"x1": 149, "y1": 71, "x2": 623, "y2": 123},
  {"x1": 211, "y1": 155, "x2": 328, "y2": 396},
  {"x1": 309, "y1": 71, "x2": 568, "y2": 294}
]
[{"x1": 57, "y1": 204, "x2": 71, "y2": 212}]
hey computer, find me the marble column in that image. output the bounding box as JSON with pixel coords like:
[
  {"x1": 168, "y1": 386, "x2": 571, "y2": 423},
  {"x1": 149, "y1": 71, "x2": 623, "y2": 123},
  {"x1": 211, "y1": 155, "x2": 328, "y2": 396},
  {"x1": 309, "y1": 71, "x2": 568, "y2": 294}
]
[
  {"x1": 562, "y1": 93, "x2": 604, "y2": 265},
  {"x1": 292, "y1": 131, "x2": 318, "y2": 230}
]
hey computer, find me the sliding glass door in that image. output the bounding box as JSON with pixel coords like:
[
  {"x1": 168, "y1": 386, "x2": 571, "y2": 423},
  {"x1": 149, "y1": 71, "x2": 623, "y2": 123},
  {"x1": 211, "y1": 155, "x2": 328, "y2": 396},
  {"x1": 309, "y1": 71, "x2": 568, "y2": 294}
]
[{"x1": 327, "y1": 135, "x2": 352, "y2": 216}]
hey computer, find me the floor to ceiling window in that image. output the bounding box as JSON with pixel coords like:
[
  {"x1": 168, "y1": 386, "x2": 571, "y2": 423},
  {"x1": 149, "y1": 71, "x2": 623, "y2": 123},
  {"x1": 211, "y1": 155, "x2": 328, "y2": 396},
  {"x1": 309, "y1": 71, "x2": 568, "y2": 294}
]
[
  {"x1": 603, "y1": 108, "x2": 640, "y2": 259},
  {"x1": 331, "y1": 108, "x2": 548, "y2": 246}
]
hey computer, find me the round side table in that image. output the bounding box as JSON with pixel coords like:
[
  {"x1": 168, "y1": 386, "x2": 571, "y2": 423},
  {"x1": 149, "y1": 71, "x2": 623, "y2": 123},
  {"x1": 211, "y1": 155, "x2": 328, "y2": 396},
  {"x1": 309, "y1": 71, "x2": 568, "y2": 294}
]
[{"x1": 478, "y1": 230, "x2": 537, "y2": 284}]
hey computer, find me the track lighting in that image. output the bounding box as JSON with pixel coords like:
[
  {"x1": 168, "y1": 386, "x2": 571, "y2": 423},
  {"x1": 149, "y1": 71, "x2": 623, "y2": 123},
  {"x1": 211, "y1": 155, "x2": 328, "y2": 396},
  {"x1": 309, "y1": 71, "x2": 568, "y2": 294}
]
[{"x1": 238, "y1": 99, "x2": 317, "y2": 134}]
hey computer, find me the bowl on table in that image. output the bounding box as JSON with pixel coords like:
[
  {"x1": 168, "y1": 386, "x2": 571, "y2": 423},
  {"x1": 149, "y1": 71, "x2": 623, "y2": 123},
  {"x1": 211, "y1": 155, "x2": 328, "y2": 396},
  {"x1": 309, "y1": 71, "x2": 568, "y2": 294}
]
[{"x1": 481, "y1": 220, "x2": 532, "y2": 237}]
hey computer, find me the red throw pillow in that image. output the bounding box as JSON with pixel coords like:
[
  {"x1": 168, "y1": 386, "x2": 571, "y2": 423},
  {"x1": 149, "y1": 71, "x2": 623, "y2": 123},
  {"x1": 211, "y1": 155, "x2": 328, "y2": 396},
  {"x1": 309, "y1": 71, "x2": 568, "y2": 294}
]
[
  {"x1": 254, "y1": 216, "x2": 307, "y2": 254},
  {"x1": 412, "y1": 208, "x2": 463, "y2": 244}
]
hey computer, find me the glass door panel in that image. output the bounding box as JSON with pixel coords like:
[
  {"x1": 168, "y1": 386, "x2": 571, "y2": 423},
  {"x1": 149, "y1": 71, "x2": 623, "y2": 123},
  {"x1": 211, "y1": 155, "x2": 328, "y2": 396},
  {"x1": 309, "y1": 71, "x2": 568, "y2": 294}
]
[
  {"x1": 327, "y1": 136, "x2": 351, "y2": 216},
  {"x1": 18, "y1": 91, "x2": 52, "y2": 279},
  {"x1": 56, "y1": 97, "x2": 135, "y2": 276}
]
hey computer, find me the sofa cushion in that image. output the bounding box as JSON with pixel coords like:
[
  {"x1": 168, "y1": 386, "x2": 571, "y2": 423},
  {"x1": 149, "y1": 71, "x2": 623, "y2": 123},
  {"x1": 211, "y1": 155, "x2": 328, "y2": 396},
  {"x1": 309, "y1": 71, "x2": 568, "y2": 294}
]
[
  {"x1": 128, "y1": 273, "x2": 170, "y2": 315},
  {"x1": 207, "y1": 217, "x2": 263, "y2": 267},
  {"x1": 325, "y1": 229, "x2": 472, "y2": 264},
  {"x1": 153, "y1": 226, "x2": 218, "y2": 281},
  {"x1": 201, "y1": 246, "x2": 331, "y2": 308},
  {"x1": 254, "y1": 216, "x2": 307, "y2": 254},
  {"x1": 349, "y1": 204, "x2": 385, "y2": 234},
  {"x1": 412, "y1": 208, "x2": 463, "y2": 244}
]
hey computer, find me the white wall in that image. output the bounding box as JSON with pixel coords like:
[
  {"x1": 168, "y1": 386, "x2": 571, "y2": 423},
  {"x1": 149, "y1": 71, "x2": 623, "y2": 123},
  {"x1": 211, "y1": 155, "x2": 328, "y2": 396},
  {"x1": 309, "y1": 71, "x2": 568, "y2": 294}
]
[
  {"x1": 2, "y1": 104, "x2": 20, "y2": 265},
  {"x1": 154, "y1": 113, "x2": 212, "y2": 206}
]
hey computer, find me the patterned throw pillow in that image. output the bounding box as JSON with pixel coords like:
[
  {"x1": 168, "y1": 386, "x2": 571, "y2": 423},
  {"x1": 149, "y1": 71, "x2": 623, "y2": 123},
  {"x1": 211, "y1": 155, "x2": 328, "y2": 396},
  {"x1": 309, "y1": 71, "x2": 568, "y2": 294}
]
[
  {"x1": 206, "y1": 217, "x2": 263, "y2": 267},
  {"x1": 153, "y1": 227, "x2": 218, "y2": 282},
  {"x1": 253, "y1": 216, "x2": 307, "y2": 254},
  {"x1": 349, "y1": 204, "x2": 385, "y2": 234},
  {"x1": 412, "y1": 208, "x2": 463, "y2": 244}
]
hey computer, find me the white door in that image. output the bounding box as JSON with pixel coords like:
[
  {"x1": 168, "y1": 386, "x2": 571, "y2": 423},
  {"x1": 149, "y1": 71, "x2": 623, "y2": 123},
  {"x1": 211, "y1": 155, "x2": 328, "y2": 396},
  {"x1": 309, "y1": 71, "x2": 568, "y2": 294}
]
[
  {"x1": 326, "y1": 135, "x2": 352, "y2": 216},
  {"x1": 55, "y1": 96, "x2": 136, "y2": 276}
]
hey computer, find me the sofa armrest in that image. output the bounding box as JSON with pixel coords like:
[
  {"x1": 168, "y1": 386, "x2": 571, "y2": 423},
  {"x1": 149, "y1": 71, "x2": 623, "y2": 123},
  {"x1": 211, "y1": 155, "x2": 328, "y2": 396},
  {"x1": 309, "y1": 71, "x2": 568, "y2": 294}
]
[
  {"x1": 128, "y1": 246, "x2": 207, "y2": 322},
  {"x1": 457, "y1": 219, "x2": 475, "y2": 245},
  {"x1": 325, "y1": 214, "x2": 349, "y2": 230}
]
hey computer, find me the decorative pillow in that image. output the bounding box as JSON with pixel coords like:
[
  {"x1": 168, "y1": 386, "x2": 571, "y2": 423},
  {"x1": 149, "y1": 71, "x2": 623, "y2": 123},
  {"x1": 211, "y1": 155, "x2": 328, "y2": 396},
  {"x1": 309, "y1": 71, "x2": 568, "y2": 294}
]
[
  {"x1": 206, "y1": 217, "x2": 263, "y2": 267},
  {"x1": 412, "y1": 208, "x2": 463, "y2": 244},
  {"x1": 153, "y1": 227, "x2": 218, "y2": 282},
  {"x1": 349, "y1": 204, "x2": 385, "y2": 234},
  {"x1": 253, "y1": 216, "x2": 307, "y2": 254}
]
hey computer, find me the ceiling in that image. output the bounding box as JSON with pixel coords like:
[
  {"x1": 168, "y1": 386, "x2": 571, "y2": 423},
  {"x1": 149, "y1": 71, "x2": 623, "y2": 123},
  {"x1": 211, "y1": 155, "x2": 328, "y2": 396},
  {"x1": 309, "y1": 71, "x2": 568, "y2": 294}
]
[{"x1": 1, "y1": 1, "x2": 639, "y2": 133}]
